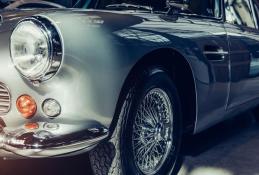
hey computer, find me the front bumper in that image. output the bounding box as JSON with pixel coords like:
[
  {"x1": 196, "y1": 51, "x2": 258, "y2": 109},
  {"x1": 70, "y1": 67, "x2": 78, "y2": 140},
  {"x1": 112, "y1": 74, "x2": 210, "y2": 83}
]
[{"x1": 0, "y1": 121, "x2": 108, "y2": 158}]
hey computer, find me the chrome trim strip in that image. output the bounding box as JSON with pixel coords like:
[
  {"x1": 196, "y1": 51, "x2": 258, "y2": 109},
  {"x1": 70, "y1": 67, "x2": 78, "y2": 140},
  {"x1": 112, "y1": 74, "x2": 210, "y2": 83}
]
[
  {"x1": 2, "y1": 133, "x2": 108, "y2": 158},
  {"x1": 0, "y1": 122, "x2": 108, "y2": 158},
  {"x1": 203, "y1": 49, "x2": 229, "y2": 61},
  {"x1": 203, "y1": 51, "x2": 229, "y2": 55}
]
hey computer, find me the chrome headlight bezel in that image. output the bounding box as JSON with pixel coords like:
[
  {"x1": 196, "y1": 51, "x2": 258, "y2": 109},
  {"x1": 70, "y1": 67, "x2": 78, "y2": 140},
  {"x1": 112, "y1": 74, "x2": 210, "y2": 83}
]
[{"x1": 10, "y1": 16, "x2": 63, "y2": 82}]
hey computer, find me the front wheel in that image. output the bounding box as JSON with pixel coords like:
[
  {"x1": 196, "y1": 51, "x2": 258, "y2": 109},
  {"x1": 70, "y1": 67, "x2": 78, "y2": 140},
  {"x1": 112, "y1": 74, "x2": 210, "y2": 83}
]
[{"x1": 90, "y1": 68, "x2": 183, "y2": 175}]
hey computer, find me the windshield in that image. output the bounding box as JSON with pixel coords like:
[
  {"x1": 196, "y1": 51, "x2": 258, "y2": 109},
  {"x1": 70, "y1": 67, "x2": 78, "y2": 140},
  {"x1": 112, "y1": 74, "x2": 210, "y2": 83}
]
[
  {"x1": 95, "y1": 0, "x2": 221, "y2": 16},
  {"x1": 95, "y1": 0, "x2": 168, "y2": 11},
  {"x1": 0, "y1": 0, "x2": 221, "y2": 18}
]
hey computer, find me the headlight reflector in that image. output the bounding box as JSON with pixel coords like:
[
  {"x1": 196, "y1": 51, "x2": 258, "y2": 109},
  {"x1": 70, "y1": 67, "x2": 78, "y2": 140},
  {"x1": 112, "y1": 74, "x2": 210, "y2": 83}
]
[
  {"x1": 10, "y1": 17, "x2": 63, "y2": 82},
  {"x1": 11, "y1": 21, "x2": 50, "y2": 79}
]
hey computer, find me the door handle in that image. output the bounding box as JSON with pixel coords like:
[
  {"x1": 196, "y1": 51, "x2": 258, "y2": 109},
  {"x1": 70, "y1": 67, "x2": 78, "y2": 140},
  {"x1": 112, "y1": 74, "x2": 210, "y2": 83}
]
[{"x1": 203, "y1": 45, "x2": 229, "y2": 61}]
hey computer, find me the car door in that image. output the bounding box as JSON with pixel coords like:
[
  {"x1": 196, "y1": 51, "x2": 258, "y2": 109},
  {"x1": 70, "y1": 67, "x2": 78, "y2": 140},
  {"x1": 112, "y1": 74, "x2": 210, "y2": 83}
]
[
  {"x1": 224, "y1": 0, "x2": 259, "y2": 109},
  {"x1": 170, "y1": 0, "x2": 230, "y2": 132}
]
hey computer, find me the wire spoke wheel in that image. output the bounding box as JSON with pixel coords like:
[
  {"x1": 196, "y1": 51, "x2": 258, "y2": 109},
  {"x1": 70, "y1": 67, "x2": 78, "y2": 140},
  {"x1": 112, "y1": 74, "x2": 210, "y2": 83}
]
[
  {"x1": 132, "y1": 88, "x2": 173, "y2": 175},
  {"x1": 90, "y1": 69, "x2": 183, "y2": 175}
]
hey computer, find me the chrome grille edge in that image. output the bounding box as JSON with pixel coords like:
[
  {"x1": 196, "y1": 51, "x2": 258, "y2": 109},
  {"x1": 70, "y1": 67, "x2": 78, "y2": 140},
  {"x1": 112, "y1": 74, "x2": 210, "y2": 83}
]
[{"x1": 0, "y1": 83, "x2": 11, "y2": 115}]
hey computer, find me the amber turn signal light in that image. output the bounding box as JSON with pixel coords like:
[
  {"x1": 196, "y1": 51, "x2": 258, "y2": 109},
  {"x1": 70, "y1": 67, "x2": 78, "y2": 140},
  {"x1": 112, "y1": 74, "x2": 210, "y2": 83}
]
[{"x1": 16, "y1": 95, "x2": 37, "y2": 119}]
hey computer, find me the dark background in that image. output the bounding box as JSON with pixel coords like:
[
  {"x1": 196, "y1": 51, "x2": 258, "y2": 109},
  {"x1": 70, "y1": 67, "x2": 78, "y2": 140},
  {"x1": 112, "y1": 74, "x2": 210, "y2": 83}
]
[{"x1": 0, "y1": 153, "x2": 93, "y2": 175}]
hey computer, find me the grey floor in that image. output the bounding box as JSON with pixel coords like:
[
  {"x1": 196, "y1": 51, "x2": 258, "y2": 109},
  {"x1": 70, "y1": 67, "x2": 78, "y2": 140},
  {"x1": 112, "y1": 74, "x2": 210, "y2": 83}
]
[
  {"x1": 179, "y1": 113, "x2": 259, "y2": 175},
  {"x1": 0, "y1": 113, "x2": 258, "y2": 175}
]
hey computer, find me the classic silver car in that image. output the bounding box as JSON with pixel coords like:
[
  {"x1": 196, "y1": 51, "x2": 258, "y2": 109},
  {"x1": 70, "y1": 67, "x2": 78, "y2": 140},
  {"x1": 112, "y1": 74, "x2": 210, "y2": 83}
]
[{"x1": 1, "y1": 0, "x2": 259, "y2": 174}]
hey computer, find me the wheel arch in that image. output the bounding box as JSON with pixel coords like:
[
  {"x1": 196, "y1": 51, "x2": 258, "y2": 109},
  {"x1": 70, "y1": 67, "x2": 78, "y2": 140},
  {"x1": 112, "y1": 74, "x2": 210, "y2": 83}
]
[{"x1": 110, "y1": 48, "x2": 197, "y2": 137}]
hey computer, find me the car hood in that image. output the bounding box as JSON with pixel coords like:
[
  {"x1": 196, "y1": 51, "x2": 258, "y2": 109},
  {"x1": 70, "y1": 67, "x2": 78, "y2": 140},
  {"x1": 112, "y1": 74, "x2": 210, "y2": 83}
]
[
  {"x1": 0, "y1": 8, "x2": 170, "y2": 33},
  {"x1": 0, "y1": 8, "x2": 61, "y2": 32},
  {"x1": 0, "y1": 9, "x2": 48, "y2": 23},
  {"x1": 39, "y1": 9, "x2": 168, "y2": 32}
]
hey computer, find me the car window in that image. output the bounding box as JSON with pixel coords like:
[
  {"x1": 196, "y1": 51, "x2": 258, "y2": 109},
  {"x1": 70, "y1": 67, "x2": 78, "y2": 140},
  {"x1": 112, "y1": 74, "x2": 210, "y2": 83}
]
[
  {"x1": 187, "y1": 0, "x2": 221, "y2": 18},
  {"x1": 225, "y1": 0, "x2": 256, "y2": 28}
]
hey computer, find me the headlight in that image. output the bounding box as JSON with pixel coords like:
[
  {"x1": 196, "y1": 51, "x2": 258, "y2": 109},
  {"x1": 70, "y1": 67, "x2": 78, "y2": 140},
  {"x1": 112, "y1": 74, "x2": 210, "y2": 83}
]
[{"x1": 10, "y1": 16, "x2": 62, "y2": 82}]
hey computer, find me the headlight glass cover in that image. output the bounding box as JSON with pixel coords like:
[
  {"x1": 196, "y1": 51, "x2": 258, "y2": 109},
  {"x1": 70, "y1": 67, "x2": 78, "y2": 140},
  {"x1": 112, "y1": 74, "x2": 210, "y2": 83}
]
[
  {"x1": 10, "y1": 17, "x2": 62, "y2": 82},
  {"x1": 11, "y1": 21, "x2": 50, "y2": 80}
]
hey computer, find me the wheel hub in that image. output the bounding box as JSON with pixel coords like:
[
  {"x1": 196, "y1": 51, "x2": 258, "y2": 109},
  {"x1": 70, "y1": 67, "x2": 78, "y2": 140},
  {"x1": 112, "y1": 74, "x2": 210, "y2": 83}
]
[{"x1": 154, "y1": 123, "x2": 163, "y2": 141}]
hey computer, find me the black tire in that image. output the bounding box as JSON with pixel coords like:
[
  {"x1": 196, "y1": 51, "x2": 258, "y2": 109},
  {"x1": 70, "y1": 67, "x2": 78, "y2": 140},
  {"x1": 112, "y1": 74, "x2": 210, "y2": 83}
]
[{"x1": 90, "y1": 67, "x2": 183, "y2": 175}]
